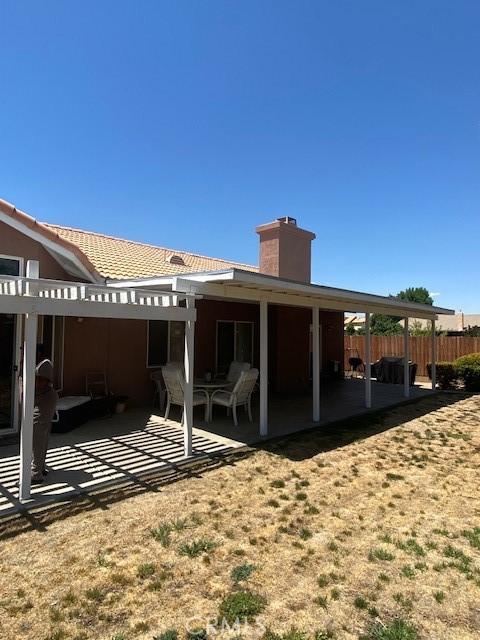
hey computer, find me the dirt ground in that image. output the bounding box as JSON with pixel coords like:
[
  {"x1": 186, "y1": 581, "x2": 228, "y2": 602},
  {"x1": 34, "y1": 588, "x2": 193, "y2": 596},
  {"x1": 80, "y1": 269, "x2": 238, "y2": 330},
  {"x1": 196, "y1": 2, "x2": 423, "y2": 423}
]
[{"x1": 1, "y1": 393, "x2": 479, "y2": 640}]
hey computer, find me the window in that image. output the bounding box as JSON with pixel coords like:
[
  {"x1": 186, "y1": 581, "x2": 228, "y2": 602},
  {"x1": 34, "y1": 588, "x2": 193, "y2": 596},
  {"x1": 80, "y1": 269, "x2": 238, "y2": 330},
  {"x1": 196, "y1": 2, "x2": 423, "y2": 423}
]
[
  {"x1": 216, "y1": 321, "x2": 254, "y2": 374},
  {"x1": 147, "y1": 320, "x2": 185, "y2": 368},
  {"x1": 0, "y1": 255, "x2": 22, "y2": 276}
]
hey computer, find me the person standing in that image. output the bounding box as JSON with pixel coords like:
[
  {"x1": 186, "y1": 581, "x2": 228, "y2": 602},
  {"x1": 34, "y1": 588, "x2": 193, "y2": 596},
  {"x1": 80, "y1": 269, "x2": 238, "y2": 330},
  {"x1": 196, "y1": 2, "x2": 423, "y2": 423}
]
[{"x1": 31, "y1": 359, "x2": 58, "y2": 484}]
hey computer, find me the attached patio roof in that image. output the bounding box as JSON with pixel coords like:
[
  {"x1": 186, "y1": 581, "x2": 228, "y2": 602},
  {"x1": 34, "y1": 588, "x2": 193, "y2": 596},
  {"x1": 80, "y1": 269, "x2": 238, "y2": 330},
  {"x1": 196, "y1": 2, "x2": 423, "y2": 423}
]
[{"x1": 108, "y1": 268, "x2": 454, "y2": 320}]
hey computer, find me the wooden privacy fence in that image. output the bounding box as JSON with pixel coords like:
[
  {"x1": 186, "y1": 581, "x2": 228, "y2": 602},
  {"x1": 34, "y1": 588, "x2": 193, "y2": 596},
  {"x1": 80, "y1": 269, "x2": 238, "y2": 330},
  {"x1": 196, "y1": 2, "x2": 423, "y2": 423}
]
[{"x1": 345, "y1": 336, "x2": 480, "y2": 377}]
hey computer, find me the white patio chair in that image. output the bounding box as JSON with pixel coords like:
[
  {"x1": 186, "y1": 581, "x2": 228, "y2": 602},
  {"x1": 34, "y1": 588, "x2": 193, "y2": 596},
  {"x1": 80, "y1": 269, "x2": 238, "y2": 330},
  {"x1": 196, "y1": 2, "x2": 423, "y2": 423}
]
[
  {"x1": 226, "y1": 361, "x2": 251, "y2": 390},
  {"x1": 150, "y1": 369, "x2": 167, "y2": 412},
  {"x1": 210, "y1": 368, "x2": 258, "y2": 426},
  {"x1": 161, "y1": 364, "x2": 209, "y2": 423}
]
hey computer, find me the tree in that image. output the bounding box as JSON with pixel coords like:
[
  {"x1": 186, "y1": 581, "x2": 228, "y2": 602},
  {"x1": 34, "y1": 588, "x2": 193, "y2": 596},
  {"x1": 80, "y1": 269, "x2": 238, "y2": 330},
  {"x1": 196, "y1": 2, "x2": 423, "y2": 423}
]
[
  {"x1": 370, "y1": 313, "x2": 402, "y2": 335},
  {"x1": 464, "y1": 325, "x2": 480, "y2": 337},
  {"x1": 345, "y1": 323, "x2": 356, "y2": 336},
  {"x1": 369, "y1": 286, "x2": 433, "y2": 336},
  {"x1": 397, "y1": 287, "x2": 433, "y2": 306}
]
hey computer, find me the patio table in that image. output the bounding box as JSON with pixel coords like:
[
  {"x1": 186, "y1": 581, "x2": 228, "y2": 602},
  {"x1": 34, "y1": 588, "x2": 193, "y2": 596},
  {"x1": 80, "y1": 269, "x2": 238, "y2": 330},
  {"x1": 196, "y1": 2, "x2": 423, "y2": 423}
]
[
  {"x1": 193, "y1": 380, "x2": 231, "y2": 422},
  {"x1": 193, "y1": 380, "x2": 230, "y2": 391}
]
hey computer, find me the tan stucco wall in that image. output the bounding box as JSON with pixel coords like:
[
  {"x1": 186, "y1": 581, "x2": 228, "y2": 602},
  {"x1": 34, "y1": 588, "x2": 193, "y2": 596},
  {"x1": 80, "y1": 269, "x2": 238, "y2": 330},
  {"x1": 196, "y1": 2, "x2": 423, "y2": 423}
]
[
  {"x1": 0, "y1": 221, "x2": 73, "y2": 280},
  {"x1": 62, "y1": 317, "x2": 152, "y2": 405},
  {"x1": 61, "y1": 303, "x2": 345, "y2": 405}
]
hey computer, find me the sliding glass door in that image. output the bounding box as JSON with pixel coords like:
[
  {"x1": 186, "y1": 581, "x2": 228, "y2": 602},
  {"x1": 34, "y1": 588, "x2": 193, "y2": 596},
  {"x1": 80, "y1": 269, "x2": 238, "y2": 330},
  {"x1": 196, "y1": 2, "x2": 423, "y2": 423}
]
[{"x1": 216, "y1": 320, "x2": 254, "y2": 375}]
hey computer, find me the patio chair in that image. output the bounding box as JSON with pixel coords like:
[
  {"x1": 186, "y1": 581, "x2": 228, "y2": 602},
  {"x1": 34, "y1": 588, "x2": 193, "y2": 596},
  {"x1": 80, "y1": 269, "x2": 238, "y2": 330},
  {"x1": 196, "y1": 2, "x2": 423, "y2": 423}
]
[
  {"x1": 161, "y1": 364, "x2": 209, "y2": 423},
  {"x1": 151, "y1": 362, "x2": 184, "y2": 411},
  {"x1": 150, "y1": 369, "x2": 167, "y2": 412},
  {"x1": 226, "y1": 361, "x2": 251, "y2": 390},
  {"x1": 86, "y1": 371, "x2": 108, "y2": 398},
  {"x1": 210, "y1": 368, "x2": 258, "y2": 426}
]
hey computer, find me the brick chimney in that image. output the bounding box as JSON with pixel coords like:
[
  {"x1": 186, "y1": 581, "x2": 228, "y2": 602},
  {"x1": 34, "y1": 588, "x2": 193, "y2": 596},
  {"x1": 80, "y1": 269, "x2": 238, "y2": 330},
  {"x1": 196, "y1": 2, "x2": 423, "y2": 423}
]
[{"x1": 255, "y1": 217, "x2": 316, "y2": 283}]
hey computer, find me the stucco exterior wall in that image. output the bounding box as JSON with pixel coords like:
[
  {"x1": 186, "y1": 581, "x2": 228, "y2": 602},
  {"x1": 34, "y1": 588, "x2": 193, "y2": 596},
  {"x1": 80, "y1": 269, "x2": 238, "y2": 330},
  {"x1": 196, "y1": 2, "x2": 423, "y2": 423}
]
[
  {"x1": 269, "y1": 306, "x2": 344, "y2": 392},
  {"x1": 62, "y1": 317, "x2": 152, "y2": 405},
  {"x1": 61, "y1": 301, "x2": 344, "y2": 405},
  {"x1": 0, "y1": 221, "x2": 74, "y2": 280}
]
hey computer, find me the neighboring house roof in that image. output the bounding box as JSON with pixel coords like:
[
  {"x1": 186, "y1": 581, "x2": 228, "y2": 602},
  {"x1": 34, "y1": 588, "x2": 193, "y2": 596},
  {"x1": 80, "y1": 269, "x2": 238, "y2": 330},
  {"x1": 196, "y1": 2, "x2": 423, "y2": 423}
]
[
  {"x1": 344, "y1": 314, "x2": 365, "y2": 326},
  {"x1": 0, "y1": 197, "x2": 258, "y2": 280}
]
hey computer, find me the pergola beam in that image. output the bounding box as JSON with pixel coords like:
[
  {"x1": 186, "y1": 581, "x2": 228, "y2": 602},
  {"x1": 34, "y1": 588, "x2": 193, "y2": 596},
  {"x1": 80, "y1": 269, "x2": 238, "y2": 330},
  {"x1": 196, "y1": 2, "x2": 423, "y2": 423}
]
[{"x1": 0, "y1": 296, "x2": 195, "y2": 321}]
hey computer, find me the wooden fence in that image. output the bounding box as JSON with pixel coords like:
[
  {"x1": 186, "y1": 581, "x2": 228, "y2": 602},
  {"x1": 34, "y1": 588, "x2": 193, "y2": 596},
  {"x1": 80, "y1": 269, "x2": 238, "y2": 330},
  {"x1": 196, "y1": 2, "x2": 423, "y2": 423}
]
[{"x1": 344, "y1": 336, "x2": 480, "y2": 377}]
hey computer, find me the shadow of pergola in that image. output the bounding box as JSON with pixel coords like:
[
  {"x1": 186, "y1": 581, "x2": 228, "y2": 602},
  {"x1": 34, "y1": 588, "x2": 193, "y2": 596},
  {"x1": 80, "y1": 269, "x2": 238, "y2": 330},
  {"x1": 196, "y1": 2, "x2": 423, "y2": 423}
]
[{"x1": 0, "y1": 391, "x2": 470, "y2": 541}]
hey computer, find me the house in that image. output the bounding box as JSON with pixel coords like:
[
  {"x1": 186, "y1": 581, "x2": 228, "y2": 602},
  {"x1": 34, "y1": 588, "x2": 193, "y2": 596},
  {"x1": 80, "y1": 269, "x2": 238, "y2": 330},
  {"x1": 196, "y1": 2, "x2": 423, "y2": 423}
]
[
  {"x1": 0, "y1": 197, "x2": 454, "y2": 501},
  {"x1": 344, "y1": 313, "x2": 366, "y2": 332},
  {"x1": 413, "y1": 313, "x2": 480, "y2": 335}
]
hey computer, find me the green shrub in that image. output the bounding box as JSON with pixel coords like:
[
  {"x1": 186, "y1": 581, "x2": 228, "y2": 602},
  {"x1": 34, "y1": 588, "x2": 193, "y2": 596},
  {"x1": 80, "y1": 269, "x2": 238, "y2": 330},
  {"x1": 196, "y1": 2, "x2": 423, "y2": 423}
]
[
  {"x1": 360, "y1": 618, "x2": 418, "y2": 640},
  {"x1": 137, "y1": 563, "x2": 155, "y2": 579},
  {"x1": 179, "y1": 538, "x2": 216, "y2": 557},
  {"x1": 219, "y1": 590, "x2": 266, "y2": 624},
  {"x1": 231, "y1": 563, "x2": 256, "y2": 583},
  {"x1": 186, "y1": 629, "x2": 207, "y2": 640},
  {"x1": 455, "y1": 353, "x2": 480, "y2": 391},
  {"x1": 426, "y1": 362, "x2": 457, "y2": 389},
  {"x1": 153, "y1": 631, "x2": 178, "y2": 640}
]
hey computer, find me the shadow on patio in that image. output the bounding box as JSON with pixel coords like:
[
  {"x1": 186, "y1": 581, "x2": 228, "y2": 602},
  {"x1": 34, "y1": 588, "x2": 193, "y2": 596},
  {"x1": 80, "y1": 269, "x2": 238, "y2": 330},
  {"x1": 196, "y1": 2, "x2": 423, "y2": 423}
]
[{"x1": 0, "y1": 380, "x2": 466, "y2": 536}]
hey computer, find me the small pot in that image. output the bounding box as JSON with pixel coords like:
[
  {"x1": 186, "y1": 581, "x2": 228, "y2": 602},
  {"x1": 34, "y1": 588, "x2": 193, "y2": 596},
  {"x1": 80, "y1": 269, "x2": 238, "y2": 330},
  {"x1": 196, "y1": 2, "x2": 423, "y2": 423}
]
[{"x1": 115, "y1": 401, "x2": 127, "y2": 414}]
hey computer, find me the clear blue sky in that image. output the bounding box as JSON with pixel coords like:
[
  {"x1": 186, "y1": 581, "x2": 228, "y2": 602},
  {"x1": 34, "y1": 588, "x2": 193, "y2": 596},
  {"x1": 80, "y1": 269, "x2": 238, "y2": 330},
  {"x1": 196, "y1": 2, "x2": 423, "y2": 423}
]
[{"x1": 1, "y1": 1, "x2": 479, "y2": 311}]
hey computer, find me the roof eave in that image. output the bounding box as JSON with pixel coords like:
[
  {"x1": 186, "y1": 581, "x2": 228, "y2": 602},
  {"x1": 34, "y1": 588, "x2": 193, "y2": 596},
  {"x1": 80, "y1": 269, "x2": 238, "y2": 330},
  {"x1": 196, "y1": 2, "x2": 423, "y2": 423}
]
[
  {"x1": 108, "y1": 268, "x2": 454, "y2": 317},
  {"x1": 0, "y1": 198, "x2": 102, "y2": 283}
]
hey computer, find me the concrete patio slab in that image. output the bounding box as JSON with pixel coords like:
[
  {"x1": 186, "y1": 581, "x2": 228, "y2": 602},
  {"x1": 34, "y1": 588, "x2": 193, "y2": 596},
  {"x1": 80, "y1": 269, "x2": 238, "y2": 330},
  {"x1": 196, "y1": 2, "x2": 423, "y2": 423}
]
[{"x1": 0, "y1": 378, "x2": 434, "y2": 517}]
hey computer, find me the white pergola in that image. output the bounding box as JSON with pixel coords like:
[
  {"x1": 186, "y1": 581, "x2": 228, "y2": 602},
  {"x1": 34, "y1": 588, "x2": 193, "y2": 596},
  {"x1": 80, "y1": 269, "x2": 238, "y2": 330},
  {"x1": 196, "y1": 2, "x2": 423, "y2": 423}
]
[
  {"x1": 112, "y1": 268, "x2": 454, "y2": 436},
  {"x1": 0, "y1": 260, "x2": 198, "y2": 502}
]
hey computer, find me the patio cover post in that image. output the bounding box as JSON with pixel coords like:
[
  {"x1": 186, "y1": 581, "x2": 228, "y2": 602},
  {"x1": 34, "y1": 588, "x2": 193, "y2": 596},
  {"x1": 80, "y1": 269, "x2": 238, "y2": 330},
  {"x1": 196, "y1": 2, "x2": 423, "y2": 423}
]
[
  {"x1": 259, "y1": 299, "x2": 268, "y2": 436},
  {"x1": 183, "y1": 297, "x2": 195, "y2": 457},
  {"x1": 19, "y1": 260, "x2": 39, "y2": 502},
  {"x1": 312, "y1": 306, "x2": 320, "y2": 422},
  {"x1": 365, "y1": 312, "x2": 372, "y2": 408},
  {"x1": 431, "y1": 318, "x2": 437, "y2": 390},
  {"x1": 403, "y1": 317, "x2": 410, "y2": 398}
]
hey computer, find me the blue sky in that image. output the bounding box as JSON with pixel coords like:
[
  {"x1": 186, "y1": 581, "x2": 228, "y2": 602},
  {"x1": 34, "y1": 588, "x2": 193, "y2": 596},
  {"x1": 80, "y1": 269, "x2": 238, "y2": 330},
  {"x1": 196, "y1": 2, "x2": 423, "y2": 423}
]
[{"x1": 1, "y1": 1, "x2": 479, "y2": 311}]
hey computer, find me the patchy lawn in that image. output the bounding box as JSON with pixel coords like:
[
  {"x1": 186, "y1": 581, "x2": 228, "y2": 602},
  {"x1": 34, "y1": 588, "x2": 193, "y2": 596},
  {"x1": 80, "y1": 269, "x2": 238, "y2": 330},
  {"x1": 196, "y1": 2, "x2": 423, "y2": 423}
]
[{"x1": 1, "y1": 393, "x2": 480, "y2": 640}]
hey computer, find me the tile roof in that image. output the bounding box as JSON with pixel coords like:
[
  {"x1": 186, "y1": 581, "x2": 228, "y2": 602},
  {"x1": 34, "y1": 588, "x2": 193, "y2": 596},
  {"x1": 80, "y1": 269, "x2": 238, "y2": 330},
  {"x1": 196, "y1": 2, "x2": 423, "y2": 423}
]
[{"x1": 43, "y1": 224, "x2": 258, "y2": 280}]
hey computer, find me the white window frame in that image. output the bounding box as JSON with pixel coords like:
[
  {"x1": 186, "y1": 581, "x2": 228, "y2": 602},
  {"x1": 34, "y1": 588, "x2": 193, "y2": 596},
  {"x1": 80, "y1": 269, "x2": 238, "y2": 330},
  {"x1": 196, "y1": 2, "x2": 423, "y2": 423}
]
[
  {"x1": 215, "y1": 320, "x2": 255, "y2": 373},
  {"x1": 0, "y1": 253, "x2": 24, "y2": 277}
]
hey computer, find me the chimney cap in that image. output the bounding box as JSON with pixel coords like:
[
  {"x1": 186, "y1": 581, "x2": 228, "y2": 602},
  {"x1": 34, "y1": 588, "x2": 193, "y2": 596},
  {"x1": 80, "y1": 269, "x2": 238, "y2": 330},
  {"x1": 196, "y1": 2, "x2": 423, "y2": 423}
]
[{"x1": 276, "y1": 216, "x2": 297, "y2": 226}]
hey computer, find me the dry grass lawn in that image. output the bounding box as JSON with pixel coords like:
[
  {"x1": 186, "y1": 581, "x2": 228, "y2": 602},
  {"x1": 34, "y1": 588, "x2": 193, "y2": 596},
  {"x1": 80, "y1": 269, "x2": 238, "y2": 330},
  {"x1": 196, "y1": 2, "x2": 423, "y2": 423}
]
[{"x1": 1, "y1": 393, "x2": 480, "y2": 640}]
